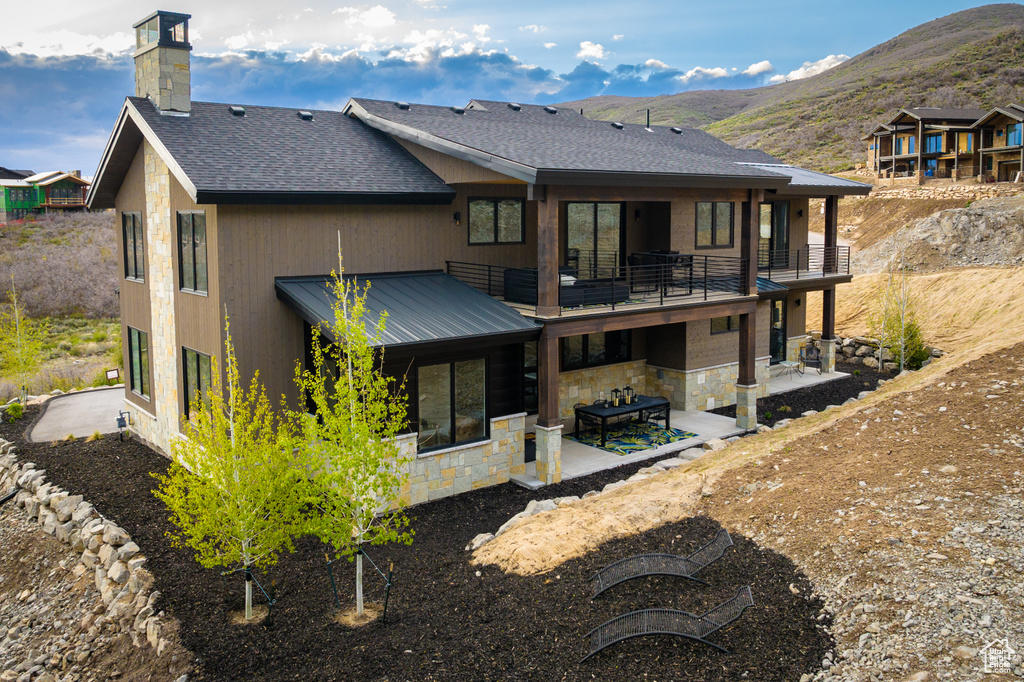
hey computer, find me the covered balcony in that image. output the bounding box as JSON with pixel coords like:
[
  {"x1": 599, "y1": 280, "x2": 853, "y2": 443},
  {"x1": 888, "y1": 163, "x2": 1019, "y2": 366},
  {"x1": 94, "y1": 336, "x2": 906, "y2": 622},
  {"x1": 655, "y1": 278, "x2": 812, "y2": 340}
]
[
  {"x1": 447, "y1": 248, "x2": 750, "y2": 319},
  {"x1": 757, "y1": 244, "x2": 851, "y2": 282}
]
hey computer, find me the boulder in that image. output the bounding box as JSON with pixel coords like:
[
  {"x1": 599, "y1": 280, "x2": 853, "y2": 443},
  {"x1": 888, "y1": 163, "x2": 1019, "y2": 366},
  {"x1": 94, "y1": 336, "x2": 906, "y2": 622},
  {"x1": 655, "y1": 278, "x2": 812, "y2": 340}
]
[
  {"x1": 108, "y1": 561, "x2": 130, "y2": 585},
  {"x1": 862, "y1": 357, "x2": 880, "y2": 369},
  {"x1": 103, "y1": 525, "x2": 131, "y2": 547},
  {"x1": 465, "y1": 533, "x2": 494, "y2": 551},
  {"x1": 702, "y1": 438, "x2": 728, "y2": 451}
]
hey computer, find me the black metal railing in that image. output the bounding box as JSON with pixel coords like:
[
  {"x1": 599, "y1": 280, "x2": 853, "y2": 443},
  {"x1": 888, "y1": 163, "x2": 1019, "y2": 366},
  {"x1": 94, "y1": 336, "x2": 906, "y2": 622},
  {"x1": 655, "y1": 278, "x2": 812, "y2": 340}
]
[
  {"x1": 757, "y1": 245, "x2": 850, "y2": 280},
  {"x1": 447, "y1": 250, "x2": 749, "y2": 314}
]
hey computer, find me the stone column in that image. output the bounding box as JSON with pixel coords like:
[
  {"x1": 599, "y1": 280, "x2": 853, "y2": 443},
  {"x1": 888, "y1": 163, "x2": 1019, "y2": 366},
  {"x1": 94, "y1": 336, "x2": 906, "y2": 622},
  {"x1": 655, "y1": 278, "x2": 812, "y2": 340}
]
[
  {"x1": 735, "y1": 384, "x2": 757, "y2": 430},
  {"x1": 820, "y1": 339, "x2": 837, "y2": 374},
  {"x1": 534, "y1": 423, "x2": 562, "y2": 485},
  {"x1": 142, "y1": 141, "x2": 179, "y2": 454}
]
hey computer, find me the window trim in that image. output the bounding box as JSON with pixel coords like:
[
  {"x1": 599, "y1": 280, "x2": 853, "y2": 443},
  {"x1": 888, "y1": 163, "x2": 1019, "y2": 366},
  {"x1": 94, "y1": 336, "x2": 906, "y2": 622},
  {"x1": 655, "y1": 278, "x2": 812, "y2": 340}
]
[
  {"x1": 561, "y1": 330, "x2": 631, "y2": 371},
  {"x1": 177, "y1": 210, "x2": 209, "y2": 295},
  {"x1": 127, "y1": 326, "x2": 150, "y2": 399},
  {"x1": 122, "y1": 212, "x2": 144, "y2": 282},
  {"x1": 467, "y1": 197, "x2": 526, "y2": 245},
  {"x1": 710, "y1": 315, "x2": 741, "y2": 335},
  {"x1": 416, "y1": 357, "x2": 490, "y2": 453},
  {"x1": 182, "y1": 346, "x2": 212, "y2": 419},
  {"x1": 695, "y1": 201, "x2": 735, "y2": 249}
]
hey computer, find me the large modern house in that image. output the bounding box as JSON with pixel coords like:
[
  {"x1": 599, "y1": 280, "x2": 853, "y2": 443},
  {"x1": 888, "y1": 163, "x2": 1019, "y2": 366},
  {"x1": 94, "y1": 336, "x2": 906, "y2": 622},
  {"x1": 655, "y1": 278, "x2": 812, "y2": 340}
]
[
  {"x1": 0, "y1": 170, "x2": 90, "y2": 223},
  {"x1": 865, "y1": 105, "x2": 1024, "y2": 183},
  {"x1": 88, "y1": 11, "x2": 870, "y2": 504}
]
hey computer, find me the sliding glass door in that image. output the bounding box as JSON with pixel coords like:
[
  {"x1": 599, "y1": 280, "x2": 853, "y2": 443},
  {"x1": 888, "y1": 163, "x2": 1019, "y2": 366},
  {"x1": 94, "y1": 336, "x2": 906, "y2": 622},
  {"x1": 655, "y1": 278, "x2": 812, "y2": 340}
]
[{"x1": 567, "y1": 202, "x2": 623, "y2": 278}]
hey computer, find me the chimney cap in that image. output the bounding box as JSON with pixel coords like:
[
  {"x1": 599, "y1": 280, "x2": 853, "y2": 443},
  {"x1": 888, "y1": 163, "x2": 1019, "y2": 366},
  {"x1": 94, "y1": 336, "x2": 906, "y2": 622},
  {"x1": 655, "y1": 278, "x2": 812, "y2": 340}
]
[
  {"x1": 132, "y1": 10, "x2": 191, "y2": 30},
  {"x1": 133, "y1": 11, "x2": 192, "y2": 54}
]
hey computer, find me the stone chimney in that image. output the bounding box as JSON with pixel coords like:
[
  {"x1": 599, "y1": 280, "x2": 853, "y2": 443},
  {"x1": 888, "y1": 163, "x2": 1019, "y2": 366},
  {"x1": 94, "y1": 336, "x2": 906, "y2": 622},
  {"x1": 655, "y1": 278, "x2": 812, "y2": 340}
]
[{"x1": 133, "y1": 11, "x2": 192, "y2": 113}]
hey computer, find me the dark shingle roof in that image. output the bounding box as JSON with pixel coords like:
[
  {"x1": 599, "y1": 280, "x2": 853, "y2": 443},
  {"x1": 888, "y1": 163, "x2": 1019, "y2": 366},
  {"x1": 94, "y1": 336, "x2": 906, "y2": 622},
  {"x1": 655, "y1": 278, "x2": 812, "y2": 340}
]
[
  {"x1": 890, "y1": 107, "x2": 987, "y2": 124},
  {"x1": 0, "y1": 167, "x2": 33, "y2": 180},
  {"x1": 275, "y1": 271, "x2": 540, "y2": 349},
  {"x1": 740, "y1": 164, "x2": 871, "y2": 195},
  {"x1": 347, "y1": 98, "x2": 791, "y2": 188},
  {"x1": 90, "y1": 98, "x2": 455, "y2": 207}
]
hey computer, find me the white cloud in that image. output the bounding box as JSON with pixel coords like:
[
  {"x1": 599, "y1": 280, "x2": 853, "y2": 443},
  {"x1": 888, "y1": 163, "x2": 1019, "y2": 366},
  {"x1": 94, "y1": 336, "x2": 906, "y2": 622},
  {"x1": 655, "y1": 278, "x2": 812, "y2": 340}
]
[
  {"x1": 679, "y1": 66, "x2": 729, "y2": 82},
  {"x1": 769, "y1": 54, "x2": 849, "y2": 83},
  {"x1": 472, "y1": 24, "x2": 490, "y2": 40},
  {"x1": 644, "y1": 58, "x2": 669, "y2": 69},
  {"x1": 577, "y1": 41, "x2": 606, "y2": 60},
  {"x1": 543, "y1": 42, "x2": 557, "y2": 49},
  {"x1": 0, "y1": 28, "x2": 133, "y2": 57},
  {"x1": 742, "y1": 60, "x2": 773, "y2": 76},
  {"x1": 519, "y1": 24, "x2": 545, "y2": 33},
  {"x1": 224, "y1": 32, "x2": 253, "y2": 50},
  {"x1": 612, "y1": 34, "x2": 624, "y2": 41},
  {"x1": 333, "y1": 5, "x2": 396, "y2": 28}
]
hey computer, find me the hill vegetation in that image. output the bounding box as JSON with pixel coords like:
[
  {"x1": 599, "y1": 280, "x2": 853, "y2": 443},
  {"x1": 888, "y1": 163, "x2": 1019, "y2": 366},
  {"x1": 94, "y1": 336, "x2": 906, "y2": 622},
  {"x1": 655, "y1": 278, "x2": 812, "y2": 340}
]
[{"x1": 558, "y1": 4, "x2": 1024, "y2": 171}]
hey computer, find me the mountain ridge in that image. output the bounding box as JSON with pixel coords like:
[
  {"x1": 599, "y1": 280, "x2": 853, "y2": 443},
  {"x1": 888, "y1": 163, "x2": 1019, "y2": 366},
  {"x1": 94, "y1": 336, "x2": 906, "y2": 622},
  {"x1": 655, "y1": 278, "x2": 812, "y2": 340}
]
[{"x1": 556, "y1": 4, "x2": 1024, "y2": 171}]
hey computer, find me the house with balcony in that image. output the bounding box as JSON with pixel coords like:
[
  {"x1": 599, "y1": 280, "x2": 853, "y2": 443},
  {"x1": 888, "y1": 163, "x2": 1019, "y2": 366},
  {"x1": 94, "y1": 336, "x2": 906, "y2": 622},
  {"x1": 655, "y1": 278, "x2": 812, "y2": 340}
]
[
  {"x1": 975, "y1": 104, "x2": 1024, "y2": 182},
  {"x1": 88, "y1": 11, "x2": 870, "y2": 503},
  {"x1": 0, "y1": 170, "x2": 90, "y2": 222},
  {"x1": 865, "y1": 107, "x2": 986, "y2": 183}
]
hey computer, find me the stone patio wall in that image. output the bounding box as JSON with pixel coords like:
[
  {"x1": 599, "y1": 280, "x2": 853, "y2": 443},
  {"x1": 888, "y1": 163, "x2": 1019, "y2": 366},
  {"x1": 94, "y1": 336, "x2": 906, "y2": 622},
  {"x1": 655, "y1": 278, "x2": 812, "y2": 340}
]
[
  {"x1": 557, "y1": 360, "x2": 648, "y2": 422},
  {"x1": 646, "y1": 358, "x2": 770, "y2": 411}
]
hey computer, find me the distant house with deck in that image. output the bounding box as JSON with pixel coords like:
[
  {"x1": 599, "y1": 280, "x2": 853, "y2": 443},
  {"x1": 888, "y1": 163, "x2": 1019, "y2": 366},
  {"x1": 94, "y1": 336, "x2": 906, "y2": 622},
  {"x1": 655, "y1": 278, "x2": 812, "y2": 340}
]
[{"x1": 0, "y1": 170, "x2": 90, "y2": 223}]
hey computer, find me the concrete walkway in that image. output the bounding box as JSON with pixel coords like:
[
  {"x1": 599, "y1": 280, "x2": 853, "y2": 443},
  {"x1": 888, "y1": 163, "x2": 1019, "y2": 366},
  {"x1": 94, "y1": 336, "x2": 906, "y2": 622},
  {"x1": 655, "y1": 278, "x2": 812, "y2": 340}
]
[{"x1": 29, "y1": 387, "x2": 126, "y2": 442}]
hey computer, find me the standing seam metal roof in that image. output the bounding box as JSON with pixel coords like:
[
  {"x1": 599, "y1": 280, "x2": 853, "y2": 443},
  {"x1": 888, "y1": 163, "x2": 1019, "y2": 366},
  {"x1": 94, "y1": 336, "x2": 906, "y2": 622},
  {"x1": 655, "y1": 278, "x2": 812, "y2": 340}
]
[{"x1": 274, "y1": 271, "x2": 540, "y2": 349}]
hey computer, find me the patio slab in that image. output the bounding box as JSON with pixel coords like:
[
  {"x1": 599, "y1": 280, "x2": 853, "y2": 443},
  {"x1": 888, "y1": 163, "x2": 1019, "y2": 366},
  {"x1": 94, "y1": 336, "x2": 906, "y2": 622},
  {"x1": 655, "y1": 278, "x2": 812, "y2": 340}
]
[
  {"x1": 515, "y1": 409, "x2": 744, "y2": 486},
  {"x1": 767, "y1": 367, "x2": 848, "y2": 395}
]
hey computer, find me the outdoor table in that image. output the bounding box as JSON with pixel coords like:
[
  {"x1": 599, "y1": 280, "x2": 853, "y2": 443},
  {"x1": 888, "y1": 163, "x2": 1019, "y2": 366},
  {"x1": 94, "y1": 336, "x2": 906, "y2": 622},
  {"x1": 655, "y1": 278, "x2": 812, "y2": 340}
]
[
  {"x1": 775, "y1": 360, "x2": 802, "y2": 378},
  {"x1": 574, "y1": 395, "x2": 671, "y2": 447}
]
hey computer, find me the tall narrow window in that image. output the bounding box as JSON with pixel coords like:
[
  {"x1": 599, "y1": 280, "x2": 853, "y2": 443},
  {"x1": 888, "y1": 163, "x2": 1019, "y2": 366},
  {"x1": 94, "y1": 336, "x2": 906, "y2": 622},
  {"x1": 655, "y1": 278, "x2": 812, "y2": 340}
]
[
  {"x1": 183, "y1": 347, "x2": 212, "y2": 418},
  {"x1": 1008, "y1": 123, "x2": 1022, "y2": 147},
  {"x1": 695, "y1": 201, "x2": 734, "y2": 248},
  {"x1": 566, "y1": 202, "x2": 622, "y2": 277},
  {"x1": 127, "y1": 327, "x2": 150, "y2": 399},
  {"x1": 178, "y1": 211, "x2": 208, "y2": 293},
  {"x1": 468, "y1": 198, "x2": 525, "y2": 244},
  {"x1": 122, "y1": 212, "x2": 144, "y2": 281},
  {"x1": 416, "y1": 358, "x2": 487, "y2": 452}
]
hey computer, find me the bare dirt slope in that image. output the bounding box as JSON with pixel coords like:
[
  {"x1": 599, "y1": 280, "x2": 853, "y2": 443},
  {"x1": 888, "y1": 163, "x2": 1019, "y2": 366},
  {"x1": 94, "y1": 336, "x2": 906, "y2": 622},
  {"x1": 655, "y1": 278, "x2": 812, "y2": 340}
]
[{"x1": 475, "y1": 341, "x2": 1024, "y2": 680}]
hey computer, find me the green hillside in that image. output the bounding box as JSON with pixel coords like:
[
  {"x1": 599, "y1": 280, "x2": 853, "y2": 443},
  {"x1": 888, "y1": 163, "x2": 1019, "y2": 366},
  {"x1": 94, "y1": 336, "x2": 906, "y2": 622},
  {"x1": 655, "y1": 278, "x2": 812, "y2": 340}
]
[{"x1": 557, "y1": 4, "x2": 1024, "y2": 172}]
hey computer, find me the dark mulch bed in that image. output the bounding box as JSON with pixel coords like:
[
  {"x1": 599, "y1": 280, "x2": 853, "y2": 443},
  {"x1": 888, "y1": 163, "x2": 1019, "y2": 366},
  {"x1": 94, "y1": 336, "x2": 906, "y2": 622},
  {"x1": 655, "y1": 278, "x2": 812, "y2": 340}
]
[
  {"x1": 2, "y1": 406, "x2": 832, "y2": 681},
  {"x1": 710, "y1": 361, "x2": 892, "y2": 427}
]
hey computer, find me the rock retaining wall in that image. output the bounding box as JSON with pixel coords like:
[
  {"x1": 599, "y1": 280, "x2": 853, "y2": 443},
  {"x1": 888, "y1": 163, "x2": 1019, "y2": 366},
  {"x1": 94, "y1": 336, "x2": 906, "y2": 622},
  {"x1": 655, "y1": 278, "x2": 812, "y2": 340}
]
[
  {"x1": 829, "y1": 336, "x2": 944, "y2": 372},
  {"x1": 0, "y1": 438, "x2": 179, "y2": 674}
]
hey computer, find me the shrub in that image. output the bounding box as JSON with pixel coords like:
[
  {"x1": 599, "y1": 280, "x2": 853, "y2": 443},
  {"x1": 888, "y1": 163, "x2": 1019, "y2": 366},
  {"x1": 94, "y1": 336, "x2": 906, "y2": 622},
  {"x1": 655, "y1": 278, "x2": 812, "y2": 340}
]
[
  {"x1": 5, "y1": 402, "x2": 23, "y2": 420},
  {"x1": 86, "y1": 431, "x2": 103, "y2": 442},
  {"x1": 854, "y1": 369, "x2": 861, "y2": 376}
]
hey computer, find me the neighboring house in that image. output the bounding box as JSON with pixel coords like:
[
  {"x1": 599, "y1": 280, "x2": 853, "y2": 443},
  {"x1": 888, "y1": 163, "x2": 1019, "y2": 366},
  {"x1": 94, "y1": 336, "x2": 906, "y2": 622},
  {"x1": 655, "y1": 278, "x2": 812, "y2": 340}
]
[
  {"x1": 0, "y1": 167, "x2": 33, "y2": 180},
  {"x1": 864, "y1": 107, "x2": 987, "y2": 183},
  {"x1": 0, "y1": 170, "x2": 90, "y2": 223},
  {"x1": 88, "y1": 11, "x2": 870, "y2": 504},
  {"x1": 975, "y1": 104, "x2": 1024, "y2": 182}
]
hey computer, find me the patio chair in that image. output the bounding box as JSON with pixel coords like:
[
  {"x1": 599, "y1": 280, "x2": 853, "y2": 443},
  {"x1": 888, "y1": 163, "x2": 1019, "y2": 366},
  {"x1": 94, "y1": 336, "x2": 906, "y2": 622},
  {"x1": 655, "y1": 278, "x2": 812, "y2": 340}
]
[
  {"x1": 800, "y1": 342, "x2": 822, "y2": 374},
  {"x1": 574, "y1": 402, "x2": 601, "y2": 438},
  {"x1": 639, "y1": 403, "x2": 669, "y2": 429}
]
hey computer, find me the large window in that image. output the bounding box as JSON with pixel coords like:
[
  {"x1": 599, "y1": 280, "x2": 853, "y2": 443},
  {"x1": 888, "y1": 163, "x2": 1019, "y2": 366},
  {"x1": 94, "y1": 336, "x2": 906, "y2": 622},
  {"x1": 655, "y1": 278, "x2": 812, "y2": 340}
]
[
  {"x1": 178, "y1": 211, "x2": 208, "y2": 293},
  {"x1": 562, "y1": 331, "x2": 630, "y2": 371},
  {"x1": 417, "y1": 358, "x2": 487, "y2": 451},
  {"x1": 468, "y1": 198, "x2": 525, "y2": 244},
  {"x1": 567, "y1": 202, "x2": 622, "y2": 277},
  {"x1": 122, "y1": 212, "x2": 144, "y2": 281},
  {"x1": 128, "y1": 327, "x2": 150, "y2": 399},
  {"x1": 1008, "y1": 123, "x2": 1022, "y2": 147},
  {"x1": 711, "y1": 315, "x2": 740, "y2": 334},
  {"x1": 924, "y1": 133, "x2": 942, "y2": 154},
  {"x1": 183, "y1": 347, "x2": 212, "y2": 419},
  {"x1": 696, "y1": 201, "x2": 734, "y2": 248}
]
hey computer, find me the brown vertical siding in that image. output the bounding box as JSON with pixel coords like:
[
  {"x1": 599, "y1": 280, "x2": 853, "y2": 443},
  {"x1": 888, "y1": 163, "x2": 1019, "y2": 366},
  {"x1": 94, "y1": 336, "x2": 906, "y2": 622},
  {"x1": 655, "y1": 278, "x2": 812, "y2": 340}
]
[
  {"x1": 114, "y1": 145, "x2": 153, "y2": 413},
  {"x1": 394, "y1": 139, "x2": 520, "y2": 184},
  {"x1": 169, "y1": 174, "x2": 221, "y2": 421}
]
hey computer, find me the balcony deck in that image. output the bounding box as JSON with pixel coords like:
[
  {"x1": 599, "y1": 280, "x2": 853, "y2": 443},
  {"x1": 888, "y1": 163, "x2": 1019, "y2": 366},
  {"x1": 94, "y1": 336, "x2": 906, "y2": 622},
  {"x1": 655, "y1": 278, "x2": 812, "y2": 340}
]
[
  {"x1": 448, "y1": 251, "x2": 752, "y2": 320},
  {"x1": 758, "y1": 245, "x2": 850, "y2": 284}
]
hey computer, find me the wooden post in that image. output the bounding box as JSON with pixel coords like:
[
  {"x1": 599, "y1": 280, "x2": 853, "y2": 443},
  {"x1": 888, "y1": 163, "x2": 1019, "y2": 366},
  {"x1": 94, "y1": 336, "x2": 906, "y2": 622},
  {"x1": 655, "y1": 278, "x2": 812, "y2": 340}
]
[
  {"x1": 740, "y1": 189, "x2": 762, "y2": 295},
  {"x1": 536, "y1": 188, "x2": 559, "y2": 316},
  {"x1": 536, "y1": 327, "x2": 561, "y2": 428},
  {"x1": 824, "y1": 195, "x2": 838, "y2": 274},
  {"x1": 737, "y1": 311, "x2": 755, "y2": 387},
  {"x1": 822, "y1": 286, "x2": 836, "y2": 341}
]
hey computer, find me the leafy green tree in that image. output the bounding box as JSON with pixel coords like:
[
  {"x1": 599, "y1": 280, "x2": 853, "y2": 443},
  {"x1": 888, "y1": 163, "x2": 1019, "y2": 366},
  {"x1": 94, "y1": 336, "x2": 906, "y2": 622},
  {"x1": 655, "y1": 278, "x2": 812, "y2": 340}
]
[
  {"x1": 153, "y1": 320, "x2": 310, "y2": 620},
  {"x1": 0, "y1": 277, "x2": 46, "y2": 403},
  {"x1": 294, "y1": 265, "x2": 412, "y2": 619},
  {"x1": 870, "y1": 237, "x2": 926, "y2": 371}
]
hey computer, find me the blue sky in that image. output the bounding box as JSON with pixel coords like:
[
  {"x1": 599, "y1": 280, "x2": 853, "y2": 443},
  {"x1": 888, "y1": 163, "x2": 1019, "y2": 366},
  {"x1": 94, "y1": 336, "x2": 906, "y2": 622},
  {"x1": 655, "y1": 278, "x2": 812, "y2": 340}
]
[{"x1": 0, "y1": 1, "x2": 999, "y2": 177}]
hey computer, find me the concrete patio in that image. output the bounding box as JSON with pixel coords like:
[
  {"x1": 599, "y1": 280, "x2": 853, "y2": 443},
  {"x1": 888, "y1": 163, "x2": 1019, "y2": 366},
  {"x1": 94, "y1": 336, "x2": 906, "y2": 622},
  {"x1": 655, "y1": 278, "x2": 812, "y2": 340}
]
[{"x1": 512, "y1": 366, "x2": 847, "y2": 488}]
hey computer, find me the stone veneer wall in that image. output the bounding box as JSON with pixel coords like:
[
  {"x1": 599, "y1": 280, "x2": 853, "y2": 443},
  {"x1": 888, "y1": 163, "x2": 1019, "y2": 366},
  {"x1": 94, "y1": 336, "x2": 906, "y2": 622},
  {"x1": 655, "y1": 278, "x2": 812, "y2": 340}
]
[
  {"x1": 558, "y1": 360, "x2": 648, "y2": 421},
  {"x1": 0, "y1": 440, "x2": 178, "y2": 660},
  {"x1": 134, "y1": 46, "x2": 191, "y2": 113},
  {"x1": 787, "y1": 335, "x2": 809, "y2": 363},
  {"x1": 127, "y1": 143, "x2": 179, "y2": 456},
  {"x1": 646, "y1": 358, "x2": 770, "y2": 411},
  {"x1": 398, "y1": 413, "x2": 525, "y2": 506}
]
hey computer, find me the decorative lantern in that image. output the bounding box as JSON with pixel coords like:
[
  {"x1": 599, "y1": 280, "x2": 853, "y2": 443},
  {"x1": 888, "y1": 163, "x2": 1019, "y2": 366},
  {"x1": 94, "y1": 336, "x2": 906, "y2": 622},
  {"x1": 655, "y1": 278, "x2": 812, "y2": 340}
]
[
  {"x1": 623, "y1": 386, "x2": 635, "y2": 405},
  {"x1": 611, "y1": 388, "x2": 621, "y2": 407}
]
